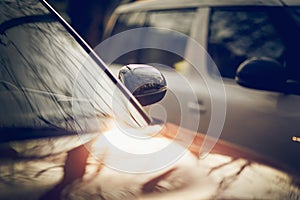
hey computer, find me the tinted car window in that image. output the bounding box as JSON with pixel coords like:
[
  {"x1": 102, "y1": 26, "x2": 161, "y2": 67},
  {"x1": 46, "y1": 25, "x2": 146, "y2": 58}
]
[
  {"x1": 0, "y1": 0, "x2": 148, "y2": 141},
  {"x1": 111, "y1": 10, "x2": 195, "y2": 69},
  {"x1": 208, "y1": 7, "x2": 300, "y2": 80}
]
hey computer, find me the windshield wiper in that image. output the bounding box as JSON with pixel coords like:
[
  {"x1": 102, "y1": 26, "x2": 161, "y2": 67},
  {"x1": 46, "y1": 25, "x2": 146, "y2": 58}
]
[
  {"x1": 0, "y1": 126, "x2": 74, "y2": 143},
  {"x1": 0, "y1": 14, "x2": 55, "y2": 34}
]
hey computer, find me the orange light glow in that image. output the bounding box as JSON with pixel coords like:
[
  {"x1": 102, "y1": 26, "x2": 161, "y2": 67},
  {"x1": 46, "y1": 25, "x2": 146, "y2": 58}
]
[{"x1": 292, "y1": 136, "x2": 300, "y2": 142}]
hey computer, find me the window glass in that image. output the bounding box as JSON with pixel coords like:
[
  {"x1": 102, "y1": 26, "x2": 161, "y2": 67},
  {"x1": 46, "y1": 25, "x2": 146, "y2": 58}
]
[
  {"x1": 0, "y1": 0, "x2": 148, "y2": 135},
  {"x1": 208, "y1": 7, "x2": 289, "y2": 79},
  {"x1": 139, "y1": 10, "x2": 195, "y2": 69},
  {"x1": 111, "y1": 10, "x2": 195, "y2": 69},
  {"x1": 289, "y1": 7, "x2": 300, "y2": 25},
  {"x1": 111, "y1": 12, "x2": 146, "y2": 35},
  {"x1": 146, "y1": 10, "x2": 194, "y2": 36},
  {"x1": 286, "y1": 7, "x2": 300, "y2": 82}
]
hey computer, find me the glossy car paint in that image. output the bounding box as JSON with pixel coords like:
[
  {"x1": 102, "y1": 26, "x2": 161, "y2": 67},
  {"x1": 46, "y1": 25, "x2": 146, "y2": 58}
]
[{"x1": 1, "y1": 124, "x2": 300, "y2": 199}]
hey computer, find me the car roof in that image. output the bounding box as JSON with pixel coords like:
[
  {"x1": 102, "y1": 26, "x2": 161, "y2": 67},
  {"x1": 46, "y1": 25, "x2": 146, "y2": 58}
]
[{"x1": 115, "y1": 0, "x2": 300, "y2": 13}]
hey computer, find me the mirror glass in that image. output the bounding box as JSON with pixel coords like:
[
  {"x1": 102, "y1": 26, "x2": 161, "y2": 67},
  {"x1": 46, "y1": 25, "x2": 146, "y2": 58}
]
[{"x1": 118, "y1": 64, "x2": 167, "y2": 106}]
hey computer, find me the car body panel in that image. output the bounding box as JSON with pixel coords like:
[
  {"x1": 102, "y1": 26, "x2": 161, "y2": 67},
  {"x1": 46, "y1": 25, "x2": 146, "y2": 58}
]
[{"x1": 0, "y1": 123, "x2": 299, "y2": 200}]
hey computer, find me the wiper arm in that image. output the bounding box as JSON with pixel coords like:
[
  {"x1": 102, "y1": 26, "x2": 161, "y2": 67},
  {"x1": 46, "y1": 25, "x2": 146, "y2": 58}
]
[
  {"x1": 0, "y1": 126, "x2": 73, "y2": 143},
  {"x1": 0, "y1": 14, "x2": 55, "y2": 34}
]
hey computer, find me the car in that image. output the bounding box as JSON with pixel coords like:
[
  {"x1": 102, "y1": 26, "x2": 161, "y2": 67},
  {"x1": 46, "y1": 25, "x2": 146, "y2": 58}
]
[
  {"x1": 1, "y1": 0, "x2": 300, "y2": 199},
  {"x1": 103, "y1": 0, "x2": 300, "y2": 170}
]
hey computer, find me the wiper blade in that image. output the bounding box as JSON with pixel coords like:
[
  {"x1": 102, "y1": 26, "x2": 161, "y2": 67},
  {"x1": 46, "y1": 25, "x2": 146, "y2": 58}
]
[
  {"x1": 0, "y1": 14, "x2": 55, "y2": 34},
  {"x1": 0, "y1": 126, "x2": 74, "y2": 143}
]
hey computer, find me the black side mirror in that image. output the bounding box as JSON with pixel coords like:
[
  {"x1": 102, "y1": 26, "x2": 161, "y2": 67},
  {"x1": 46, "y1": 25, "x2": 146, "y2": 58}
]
[
  {"x1": 235, "y1": 57, "x2": 287, "y2": 92},
  {"x1": 118, "y1": 64, "x2": 167, "y2": 106}
]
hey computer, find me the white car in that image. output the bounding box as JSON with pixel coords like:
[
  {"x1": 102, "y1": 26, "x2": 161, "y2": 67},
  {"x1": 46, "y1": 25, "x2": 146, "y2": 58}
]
[{"x1": 102, "y1": 0, "x2": 300, "y2": 170}]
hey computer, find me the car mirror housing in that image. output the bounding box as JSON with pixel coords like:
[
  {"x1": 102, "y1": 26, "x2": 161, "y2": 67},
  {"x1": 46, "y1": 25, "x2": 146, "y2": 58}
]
[
  {"x1": 235, "y1": 57, "x2": 287, "y2": 92},
  {"x1": 118, "y1": 64, "x2": 167, "y2": 106}
]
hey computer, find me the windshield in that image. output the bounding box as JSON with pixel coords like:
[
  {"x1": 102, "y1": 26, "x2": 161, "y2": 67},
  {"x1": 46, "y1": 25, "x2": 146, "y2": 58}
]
[{"x1": 0, "y1": 0, "x2": 149, "y2": 141}]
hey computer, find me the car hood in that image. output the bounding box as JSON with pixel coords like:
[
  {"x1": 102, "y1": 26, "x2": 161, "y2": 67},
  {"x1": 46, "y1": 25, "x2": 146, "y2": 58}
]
[{"x1": 0, "y1": 123, "x2": 299, "y2": 200}]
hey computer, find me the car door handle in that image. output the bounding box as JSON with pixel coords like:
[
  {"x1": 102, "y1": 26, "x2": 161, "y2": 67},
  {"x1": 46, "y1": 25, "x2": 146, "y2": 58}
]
[{"x1": 188, "y1": 101, "x2": 206, "y2": 114}]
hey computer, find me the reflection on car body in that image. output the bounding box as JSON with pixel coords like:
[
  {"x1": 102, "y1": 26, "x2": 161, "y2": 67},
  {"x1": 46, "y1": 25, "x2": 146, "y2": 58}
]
[{"x1": 0, "y1": 0, "x2": 300, "y2": 199}]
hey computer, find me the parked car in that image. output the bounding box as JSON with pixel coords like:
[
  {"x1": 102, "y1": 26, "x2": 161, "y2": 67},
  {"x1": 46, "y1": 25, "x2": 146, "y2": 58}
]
[
  {"x1": 1, "y1": 0, "x2": 300, "y2": 199},
  {"x1": 103, "y1": 0, "x2": 300, "y2": 170}
]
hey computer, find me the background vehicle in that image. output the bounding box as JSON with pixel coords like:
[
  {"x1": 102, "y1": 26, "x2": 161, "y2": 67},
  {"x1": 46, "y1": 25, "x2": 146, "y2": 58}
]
[{"x1": 104, "y1": 0, "x2": 300, "y2": 170}]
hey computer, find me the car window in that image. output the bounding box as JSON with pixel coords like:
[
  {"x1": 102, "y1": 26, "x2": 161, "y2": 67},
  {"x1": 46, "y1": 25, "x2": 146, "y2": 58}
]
[
  {"x1": 286, "y1": 7, "x2": 300, "y2": 82},
  {"x1": 0, "y1": 0, "x2": 148, "y2": 140},
  {"x1": 146, "y1": 10, "x2": 194, "y2": 36},
  {"x1": 111, "y1": 9, "x2": 195, "y2": 69},
  {"x1": 207, "y1": 6, "x2": 300, "y2": 80},
  {"x1": 111, "y1": 12, "x2": 146, "y2": 35}
]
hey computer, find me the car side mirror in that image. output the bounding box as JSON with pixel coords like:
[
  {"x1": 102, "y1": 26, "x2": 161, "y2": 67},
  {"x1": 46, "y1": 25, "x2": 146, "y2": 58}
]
[
  {"x1": 235, "y1": 57, "x2": 287, "y2": 92},
  {"x1": 118, "y1": 64, "x2": 167, "y2": 106}
]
